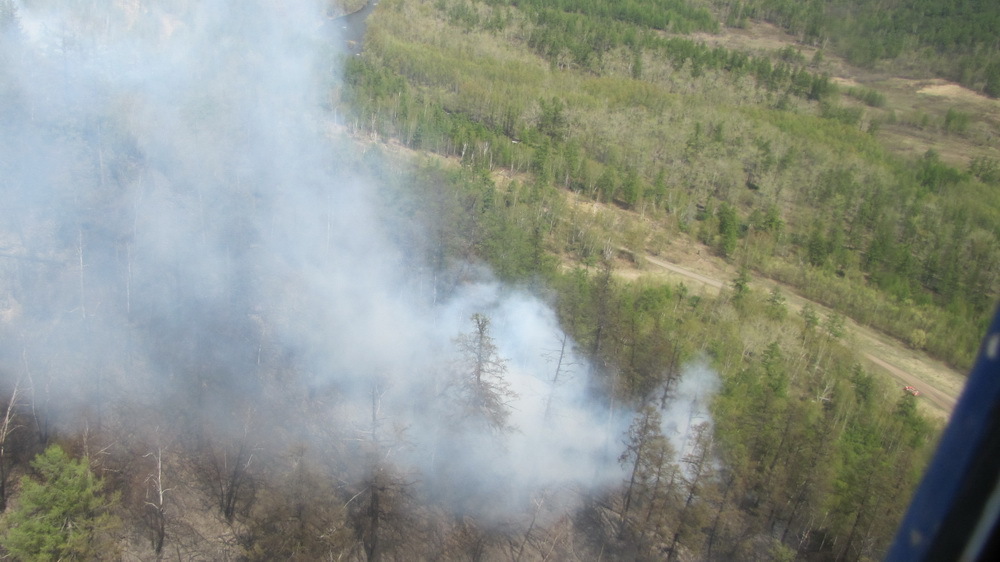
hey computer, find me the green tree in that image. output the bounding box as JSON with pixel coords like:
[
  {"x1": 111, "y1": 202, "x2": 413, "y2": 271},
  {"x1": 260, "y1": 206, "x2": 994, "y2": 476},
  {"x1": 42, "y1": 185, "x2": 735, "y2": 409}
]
[
  {"x1": 0, "y1": 445, "x2": 120, "y2": 561},
  {"x1": 824, "y1": 312, "x2": 846, "y2": 340},
  {"x1": 943, "y1": 107, "x2": 970, "y2": 134},
  {"x1": 800, "y1": 303, "x2": 819, "y2": 342},
  {"x1": 537, "y1": 97, "x2": 568, "y2": 141},
  {"x1": 806, "y1": 224, "x2": 829, "y2": 267},
  {"x1": 766, "y1": 286, "x2": 787, "y2": 320},
  {"x1": 620, "y1": 168, "x2": 642, "y2": 208},
  {"x1": 731, "y1": 267, "x2": 751, "y2": 305},
  {"x1": 985, "y1": 62, "x2": 1000, "y2": 98},
  {"x1": 716, "y1": 202, "x2": 739, "y2": 257},
  {"x1": 596, "y1": 166, "x2": 618, "y2": 203}
]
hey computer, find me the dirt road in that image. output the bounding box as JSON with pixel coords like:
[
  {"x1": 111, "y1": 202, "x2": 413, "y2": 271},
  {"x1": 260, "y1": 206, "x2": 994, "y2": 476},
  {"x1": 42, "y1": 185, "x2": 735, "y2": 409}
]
[
  {"x1": 863, "y1": 353, "x2": 957, "y2": 412},
  {"x1": 635, "y1": 252, "x2": 966, "y2": 419},
  {"x1": 645, "y1": 255, "x2": 724, "y2": 291}
]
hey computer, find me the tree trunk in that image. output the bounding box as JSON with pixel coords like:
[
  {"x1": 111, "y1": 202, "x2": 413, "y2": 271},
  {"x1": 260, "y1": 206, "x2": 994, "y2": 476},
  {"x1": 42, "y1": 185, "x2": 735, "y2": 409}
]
[
  {"x1": 619, "y1": 423, "x2": 647, "y2": 540},
  {"x1": 706, "y1": 475, "x2": 734, "y2": 558}
]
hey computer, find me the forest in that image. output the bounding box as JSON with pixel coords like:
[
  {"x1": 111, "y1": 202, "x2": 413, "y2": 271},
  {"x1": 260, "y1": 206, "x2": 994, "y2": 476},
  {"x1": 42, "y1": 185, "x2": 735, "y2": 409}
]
[
  {"x1": 710, "y1": 0, "x2": 1000, "y2": 96},
  {"x1": 346, "y1": 0, "x2": 1000, "y2": 370},
  {"x1": 0, "y1": 0, "x2": 992, "y2": 560}
]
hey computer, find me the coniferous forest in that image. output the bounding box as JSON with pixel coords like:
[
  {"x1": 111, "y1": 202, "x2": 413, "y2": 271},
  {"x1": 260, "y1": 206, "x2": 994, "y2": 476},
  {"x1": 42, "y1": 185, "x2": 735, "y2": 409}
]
[{"x1": 0, "y1": 0, "x2": 996, "y2": 560}]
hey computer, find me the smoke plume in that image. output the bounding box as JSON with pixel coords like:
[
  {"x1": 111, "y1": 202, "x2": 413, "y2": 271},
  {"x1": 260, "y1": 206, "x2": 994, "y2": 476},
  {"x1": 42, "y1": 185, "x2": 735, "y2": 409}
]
[{"x1": 0, "y1": 0, "x2": 719, "y2": 521}]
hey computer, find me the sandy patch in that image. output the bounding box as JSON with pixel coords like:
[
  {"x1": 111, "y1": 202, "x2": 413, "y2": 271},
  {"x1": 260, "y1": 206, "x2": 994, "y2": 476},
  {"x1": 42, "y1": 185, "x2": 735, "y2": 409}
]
[
  {"x1": 831, "y1": 76, "x2": 862, "y2": 88},
  {"x1": 690, "y1": 20, "x2": 810, "y2": 56},
  {"x1": 917, "y1": 80, "x2": 998, "y2": 105}
]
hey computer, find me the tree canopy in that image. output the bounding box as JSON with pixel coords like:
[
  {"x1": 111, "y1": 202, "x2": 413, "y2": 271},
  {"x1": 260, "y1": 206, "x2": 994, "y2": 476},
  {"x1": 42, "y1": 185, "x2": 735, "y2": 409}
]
[{"x1": 0, "y1": 445, "x2": 120, "y2": 561}]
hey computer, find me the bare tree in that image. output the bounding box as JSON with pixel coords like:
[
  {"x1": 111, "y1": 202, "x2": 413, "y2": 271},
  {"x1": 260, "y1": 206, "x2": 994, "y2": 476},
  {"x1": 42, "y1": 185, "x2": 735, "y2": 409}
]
[
  {"x1": 143, "y1": 444, "x2": 173, "y2": 556},
  {"x1": 514, "y1": 494, "x2": 546, "y2": 562},
  {"x1": 0, "y1": 375, "x2": 24, "y2": 511},
  {"x1": 21, "y1": 345, "x2": 52, "y2": 445},
  {"x1": 345, "y1": 383, "x2": 414, "y2": 562},
  {"x1": 590, "y1": 255, "x2": 615, "y2": 361},
  {"x1": 543, "y1": 332, "x2": 576, "y2": 420},
  {"x1": 202, "y1": 418, "x2": 259, "y2": 523},
  {"x1": 667, "y1": 422, "x2": 715, "y2": 561},
  {"x1": 618, "y1": 405, "x2": 676, "y2": 542},
  {"x1": 355, "y1": 384, "x2": 388, "y2": 562},
  {"x1": 77, "y1": 227, "x2": 86, "y2": 320},
  {"x1": 452, "y1": 314, "x2": 515, "y2": 433}
]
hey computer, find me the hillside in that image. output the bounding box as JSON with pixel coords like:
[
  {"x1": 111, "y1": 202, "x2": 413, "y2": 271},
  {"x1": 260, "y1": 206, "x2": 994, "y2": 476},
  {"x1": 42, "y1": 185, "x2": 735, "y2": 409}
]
[
  {"x1": 346, "y1": 0, "x2": 1000, "y2": 371},
  {"x1": 708, "y1": 0, "x2": 1000, "y2": 97},
  {"x1": 336, "y1": 0, "x2": 998, "y2": 557},
  {"x1": 0, "y1": 1, "x2": 990, "y2": 561}
]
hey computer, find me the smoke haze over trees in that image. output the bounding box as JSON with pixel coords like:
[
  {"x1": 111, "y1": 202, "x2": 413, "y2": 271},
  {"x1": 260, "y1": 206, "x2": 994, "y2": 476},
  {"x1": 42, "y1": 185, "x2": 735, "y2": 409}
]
[
  {"x1": 0, "y1": 0, "x2": 727, "y2": 558},
  {"x1": 0, "y1": 0, "x2": 960, "y2": 559}
]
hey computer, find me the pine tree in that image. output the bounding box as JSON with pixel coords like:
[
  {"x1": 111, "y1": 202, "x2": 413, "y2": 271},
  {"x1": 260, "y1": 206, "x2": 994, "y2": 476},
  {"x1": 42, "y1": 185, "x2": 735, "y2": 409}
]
[{"x1": 0, "y1": 445, "x2": 120, "y2": 561}]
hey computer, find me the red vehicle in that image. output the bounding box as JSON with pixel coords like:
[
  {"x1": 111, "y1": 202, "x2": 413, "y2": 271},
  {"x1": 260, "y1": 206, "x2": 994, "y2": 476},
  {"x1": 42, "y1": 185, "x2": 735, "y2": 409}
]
[{"x1": 904, "y1": 385, "x2": 921, "y2": 396}]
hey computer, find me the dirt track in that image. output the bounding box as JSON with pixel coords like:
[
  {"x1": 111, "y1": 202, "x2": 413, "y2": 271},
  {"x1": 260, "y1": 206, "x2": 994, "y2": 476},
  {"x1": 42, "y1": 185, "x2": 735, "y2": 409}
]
[
  {"x1": 863, "y1": 353, "x2": 956, "y2": 412},
  {"x1": 634, "y1": 253, "x2": 966, "y2": 420}
]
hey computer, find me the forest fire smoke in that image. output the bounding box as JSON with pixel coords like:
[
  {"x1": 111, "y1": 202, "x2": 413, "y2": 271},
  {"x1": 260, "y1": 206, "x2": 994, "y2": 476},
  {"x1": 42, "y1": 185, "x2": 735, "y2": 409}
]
[{"x1": 0, "y1": 0, "x2": 719, "y2": 524}]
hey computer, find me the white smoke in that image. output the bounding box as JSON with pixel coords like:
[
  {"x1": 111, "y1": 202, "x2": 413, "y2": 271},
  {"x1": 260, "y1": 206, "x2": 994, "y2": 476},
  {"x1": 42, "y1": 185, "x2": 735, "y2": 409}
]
[
  {"x1": 661, "y1": 360, "x2": 721, "y2": 458},
  {"x1": 0, "y1": 0, "x2": 720, "y2": 521}
]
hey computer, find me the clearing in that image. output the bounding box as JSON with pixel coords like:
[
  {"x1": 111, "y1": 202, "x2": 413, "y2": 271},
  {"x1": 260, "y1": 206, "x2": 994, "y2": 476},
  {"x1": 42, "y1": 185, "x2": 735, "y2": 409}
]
[{"x1": 692, "y1": 20, "x2": 1000, "y2": 169}]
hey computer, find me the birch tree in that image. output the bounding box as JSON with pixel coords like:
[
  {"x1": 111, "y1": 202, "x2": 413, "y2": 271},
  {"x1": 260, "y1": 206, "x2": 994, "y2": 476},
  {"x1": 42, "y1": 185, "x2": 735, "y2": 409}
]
[
  {"x1": 143, "y1": 446, "x2": 172, "y2": 556},
  {"x1": 0, "y1": 376, "x2": 24, "y2": 511}
]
